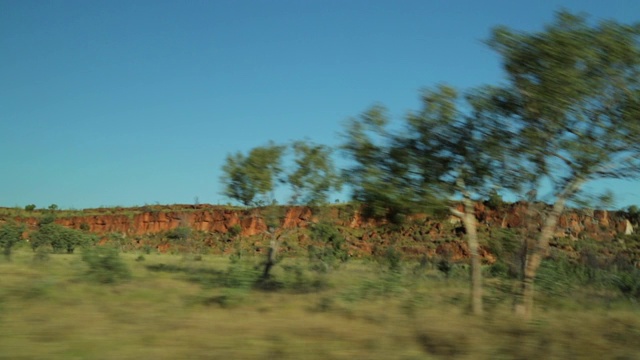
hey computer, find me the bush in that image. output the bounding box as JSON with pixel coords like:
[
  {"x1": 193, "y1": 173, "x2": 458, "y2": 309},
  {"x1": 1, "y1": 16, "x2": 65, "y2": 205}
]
[
  {"x1": 227, "y1": 224, "x2": 242, "y2": 238},
  {"x1": 81, "y1": 246, "x2": 131, "y2": 284},
  {"x1": 24, "y1": 204, "x2": 36, "y2": 212},
  {"x1": 30, "y1": 223, "x2": 95, "y2": 254},
  {"x1": 167, "y1": 226, "x2": 192, "y2": 241},
  {"x1": 383, "y1": 246, "x2": 403, "y2": 273},
  {"x1": 308, "y1": 222, "x2": 349, "y2": 273},
  {"x1": 0, "y1": 221, "x2": 24, "y2": 260},
  {"x1": 611, "y1": 270, "x2": 640, "y2": 300}
]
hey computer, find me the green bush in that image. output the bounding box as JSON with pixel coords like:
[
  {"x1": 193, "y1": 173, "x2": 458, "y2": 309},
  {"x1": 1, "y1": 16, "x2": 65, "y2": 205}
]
[
  {"x1": 81, "y1": 246, "x2": 131, "y2": 284},
  {"x1": 611, "y1": 270, "x2": 640, "y2": 300},
  {"x1": 30, "y1": 223, "x2": 94, "y2": 254},
  {"x1": 488, "y1": 261, "x2": 509, "y2": 278},
  {"x1": 0, "y1": 221, "x2": 24, "y2": 260},
  {"x1": 24, "y1": 204, "x2": 36, "y2": 212},
  {"x1": 221, "y1": 260, "x2": 262, "y2": 290},
  {"x1": 167, "y1": 226, "x2": 192, "y2": 241},
  {"x1": 308, "y1": 222, "x2": 349, "y2": 272},
  {"x1": 383, "y1": 246, "x2": 403, "y2": 273},
  {"x1": 227, "y1": 224, "x2": 242, "y2": 238},
  {"x1": 281, "y1": 263, "x2": 328, "y2": 293}
]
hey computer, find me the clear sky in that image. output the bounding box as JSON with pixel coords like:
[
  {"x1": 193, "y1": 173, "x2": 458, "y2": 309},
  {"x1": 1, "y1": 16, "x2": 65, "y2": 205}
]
[{"x1": 1, "y1": 0, "x2": 639, "y2": 210}]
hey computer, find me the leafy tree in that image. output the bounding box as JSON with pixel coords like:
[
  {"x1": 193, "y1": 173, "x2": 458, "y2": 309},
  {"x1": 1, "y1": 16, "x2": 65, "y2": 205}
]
[
  {"x1": 221, "y1": 142, "x2": 286, "y2": 206},
  {"x1": 288, "y1": 141, "x2": 342, "y2": 205},
  {"x1": 0, "y1": 221, "x2": 25, "y2": 260},
  {"x1": 342, "y1": 86, "x2": 516, "y2": 315},
  {"x1": 24, "y1": 204, "x2": 36, "y2": 212},
  {"x1": 485, "y1": 11, "x2": 640, "y2": 319},
  {"x1": 398, "y1": 85, "x2": 519, "y2": 315},
  {"x1": 341, "y1": 105, "x2": 438, "y2": 220},
  {"x1": 31, "y1": 223, "x2": 94, "y2": 254}
]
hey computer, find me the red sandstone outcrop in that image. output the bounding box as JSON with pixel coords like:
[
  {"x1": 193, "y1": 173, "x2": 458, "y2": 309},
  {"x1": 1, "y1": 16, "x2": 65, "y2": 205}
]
[{"x1": 0, "y1": 202, "x2": 633, "y2": 261}]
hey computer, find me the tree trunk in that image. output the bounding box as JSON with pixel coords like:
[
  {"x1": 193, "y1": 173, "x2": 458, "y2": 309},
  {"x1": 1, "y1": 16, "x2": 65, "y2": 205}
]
[
  {"x1": 451, "y1": 196, "x2": 483, "y2": 316},
  {"x1": 514, "y1": 179, "x2": 582, "y2": 319},
  {"x1": 262, "y1": 232, "x2": 280, "y2": 280}
]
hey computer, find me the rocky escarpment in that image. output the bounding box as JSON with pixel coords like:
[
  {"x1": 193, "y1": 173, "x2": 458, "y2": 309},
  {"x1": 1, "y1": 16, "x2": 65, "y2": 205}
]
[
  {"x1": 2, "y1": 202, "x2": 634, "y2": 241},
  {"x1": 0, "y1": 202, "x2": 633, "y2": 262}
]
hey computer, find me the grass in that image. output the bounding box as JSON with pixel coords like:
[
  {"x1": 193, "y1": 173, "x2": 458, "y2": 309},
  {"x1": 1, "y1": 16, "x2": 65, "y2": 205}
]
[{"x1": 0, "y1": 249, "x2": 638, "y2": 359}]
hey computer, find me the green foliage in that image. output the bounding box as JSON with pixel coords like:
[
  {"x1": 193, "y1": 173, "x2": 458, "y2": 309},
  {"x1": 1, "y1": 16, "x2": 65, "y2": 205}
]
[
  {"x1": 261, "y1": 205, "x2": 286, "y2": 231},
  {"x1": 308, "y1": 222, "x2": 349, "y2": 272},
  {"x1": 487, "y1": 11, "x2": 640, "y2": 195},
  {"x1": 227, "y1": 224, "x2": 242, "y2": 238},
  {"x1": 222, "y1": 260, "x2": 262, "y2": 290},
  {"x1": 280, "y1": 263, "x2": 329, "y2": 293},
  {"x1": 81, "y1": 246, "x2": 131, "y2": 284},
  {"x1": 38, "y1": 213, "x2": 56, "y2": 226},
  {"x1": 341, "y1": 105, "x2": 446, "y2": 220},
  {"x1": 220, "y1": 142, "x2": 286, "y2": 206},
  {"x1": 287, "y1": 141, "x2": 342, "y2": 205},
  {"x1": 24, "y1": 204, "x2": 36, "y2": 212},
  {"x1": 30, "y1": 223, "x2": 95, "y2": 254},
  {"x1": 383, "y1": 246, "x2": 403, "y2": 273},
  {"x1": 486, "y1": 190, "x2": 506, "y2": 210},
  {"x1": 48, "y1": 204, "x2": 58, "y2": 211},
  {"x1": 627, "y1": 205, "x2": 640, "y2": 225},
  {"x1": 436, "y1": 257, "x2": 453, "y2": 279},
  {"x1": 0, "y1": 221, "x2": 24, "y2": 260},
  {"x1": 167, "y1": 226, "x2": 192, "y2": 241},
  {"x1": 484, "y1": 229, "x2": 523, "y2": 279},
  {"x1": 611, "y1": 270, "x2": 640, "y2": 300}
]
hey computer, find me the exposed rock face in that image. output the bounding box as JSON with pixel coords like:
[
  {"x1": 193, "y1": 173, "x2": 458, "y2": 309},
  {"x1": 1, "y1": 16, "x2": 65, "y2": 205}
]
[
  {"x1": 4, "y1": 203, "x2": 634, "y2": 237},
  {"x1": 2, "y1": 202, "x2": 634, "y2": 257}
]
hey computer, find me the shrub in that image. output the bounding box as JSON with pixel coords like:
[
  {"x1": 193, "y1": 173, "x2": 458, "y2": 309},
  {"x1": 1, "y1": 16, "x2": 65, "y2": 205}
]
[
  {"x1": 0, "y1": 221, "x2": 24, "y2": 260},
  {"x1": 227, "y1": 224, "x2": 242, "y2": 238},
  {"x1": 24, "y1": 204, "x2": 36, "y2": 212},
  {"x1": 383, "y1": 246, "x2": 403, "y2": 273},
  {"x1": 167, "y1": 226, "x2": 192, "y2": 241},
  {"x1": 308, "y1": 222, "x2": 349, "y2": 272},
  {"x1": 38, "y1": 213, "x2": 56, "y2": 226},
  {"x1": 436, "y1": 256, "x2": 453, "y2": 278},
  {"x1": 30, "y1": 223, "x2": 94, "y2": 254},
  {"x1": 611, "y1": 270, "x2": 640, "y2": 300},
  {"x1": 81, "y1": 246, "x2": 131, "y2": 284}
]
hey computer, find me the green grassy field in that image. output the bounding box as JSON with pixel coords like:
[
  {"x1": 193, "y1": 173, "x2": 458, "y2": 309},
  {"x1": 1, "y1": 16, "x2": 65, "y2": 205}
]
[{"x1": 0, "y1": 248, "x2": 638, "y2": 359}]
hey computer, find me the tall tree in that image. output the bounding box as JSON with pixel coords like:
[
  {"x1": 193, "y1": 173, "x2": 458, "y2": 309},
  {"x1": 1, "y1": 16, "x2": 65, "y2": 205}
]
[
  {"x1": 486, "y1": 11, "x2": 640, "y2": 319},
  {"x1": 398, "y1": 85, "x2": 517, "y2": 315},
  {"x1": 342, "y1": 89, "x2": 515, "y2": 315},
  {"x1": 220, "y1": 142, "x2": 286, "y2": 206}
]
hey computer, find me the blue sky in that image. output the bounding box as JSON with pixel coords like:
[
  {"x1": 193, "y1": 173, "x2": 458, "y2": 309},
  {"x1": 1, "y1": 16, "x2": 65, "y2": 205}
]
[{"x1": 1, "y1": 0, "x2": 639, "y2": 209}]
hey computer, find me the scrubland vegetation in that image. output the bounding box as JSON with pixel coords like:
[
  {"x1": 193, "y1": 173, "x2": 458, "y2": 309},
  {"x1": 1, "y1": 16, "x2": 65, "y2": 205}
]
[
  {"x1": 0, "y1": 227, "x2": 638, "y2": 359},
  {"x1": 2, "y1": 9, "x2": 640, "y2": 359}
]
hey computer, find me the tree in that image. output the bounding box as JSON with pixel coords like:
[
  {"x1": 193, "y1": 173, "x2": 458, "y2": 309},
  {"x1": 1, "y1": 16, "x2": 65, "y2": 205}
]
[
  {"x1": 31, "y1": 223, "x2": 94, "y2": 254},
  {"x1": 221, "y1": 142, "x2": 286, "y2": 206},
  {"x1": 485, "y1": 12, "x2": 640, "y2": 319},
  {"x1": 0, "y1": 221, "x2": 25, "y2": 260},
  {"x1": 342, "y1": 86, "x2": 516, "y2": 315},
  {"x1": 397, "y1": 85, "x2": 518, "y2": 315},
  {"x1": 287, "y1": 140, "x2": 342, "y2": 205},
  {"x1": 342, "y1": 105, "x2": 437, "y2": 220}
]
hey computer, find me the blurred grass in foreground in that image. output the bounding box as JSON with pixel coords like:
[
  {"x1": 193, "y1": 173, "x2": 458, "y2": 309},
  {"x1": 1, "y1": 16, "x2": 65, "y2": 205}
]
[{"x1": 0, "y1": 248, "x2": 638, "y2": 359}]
